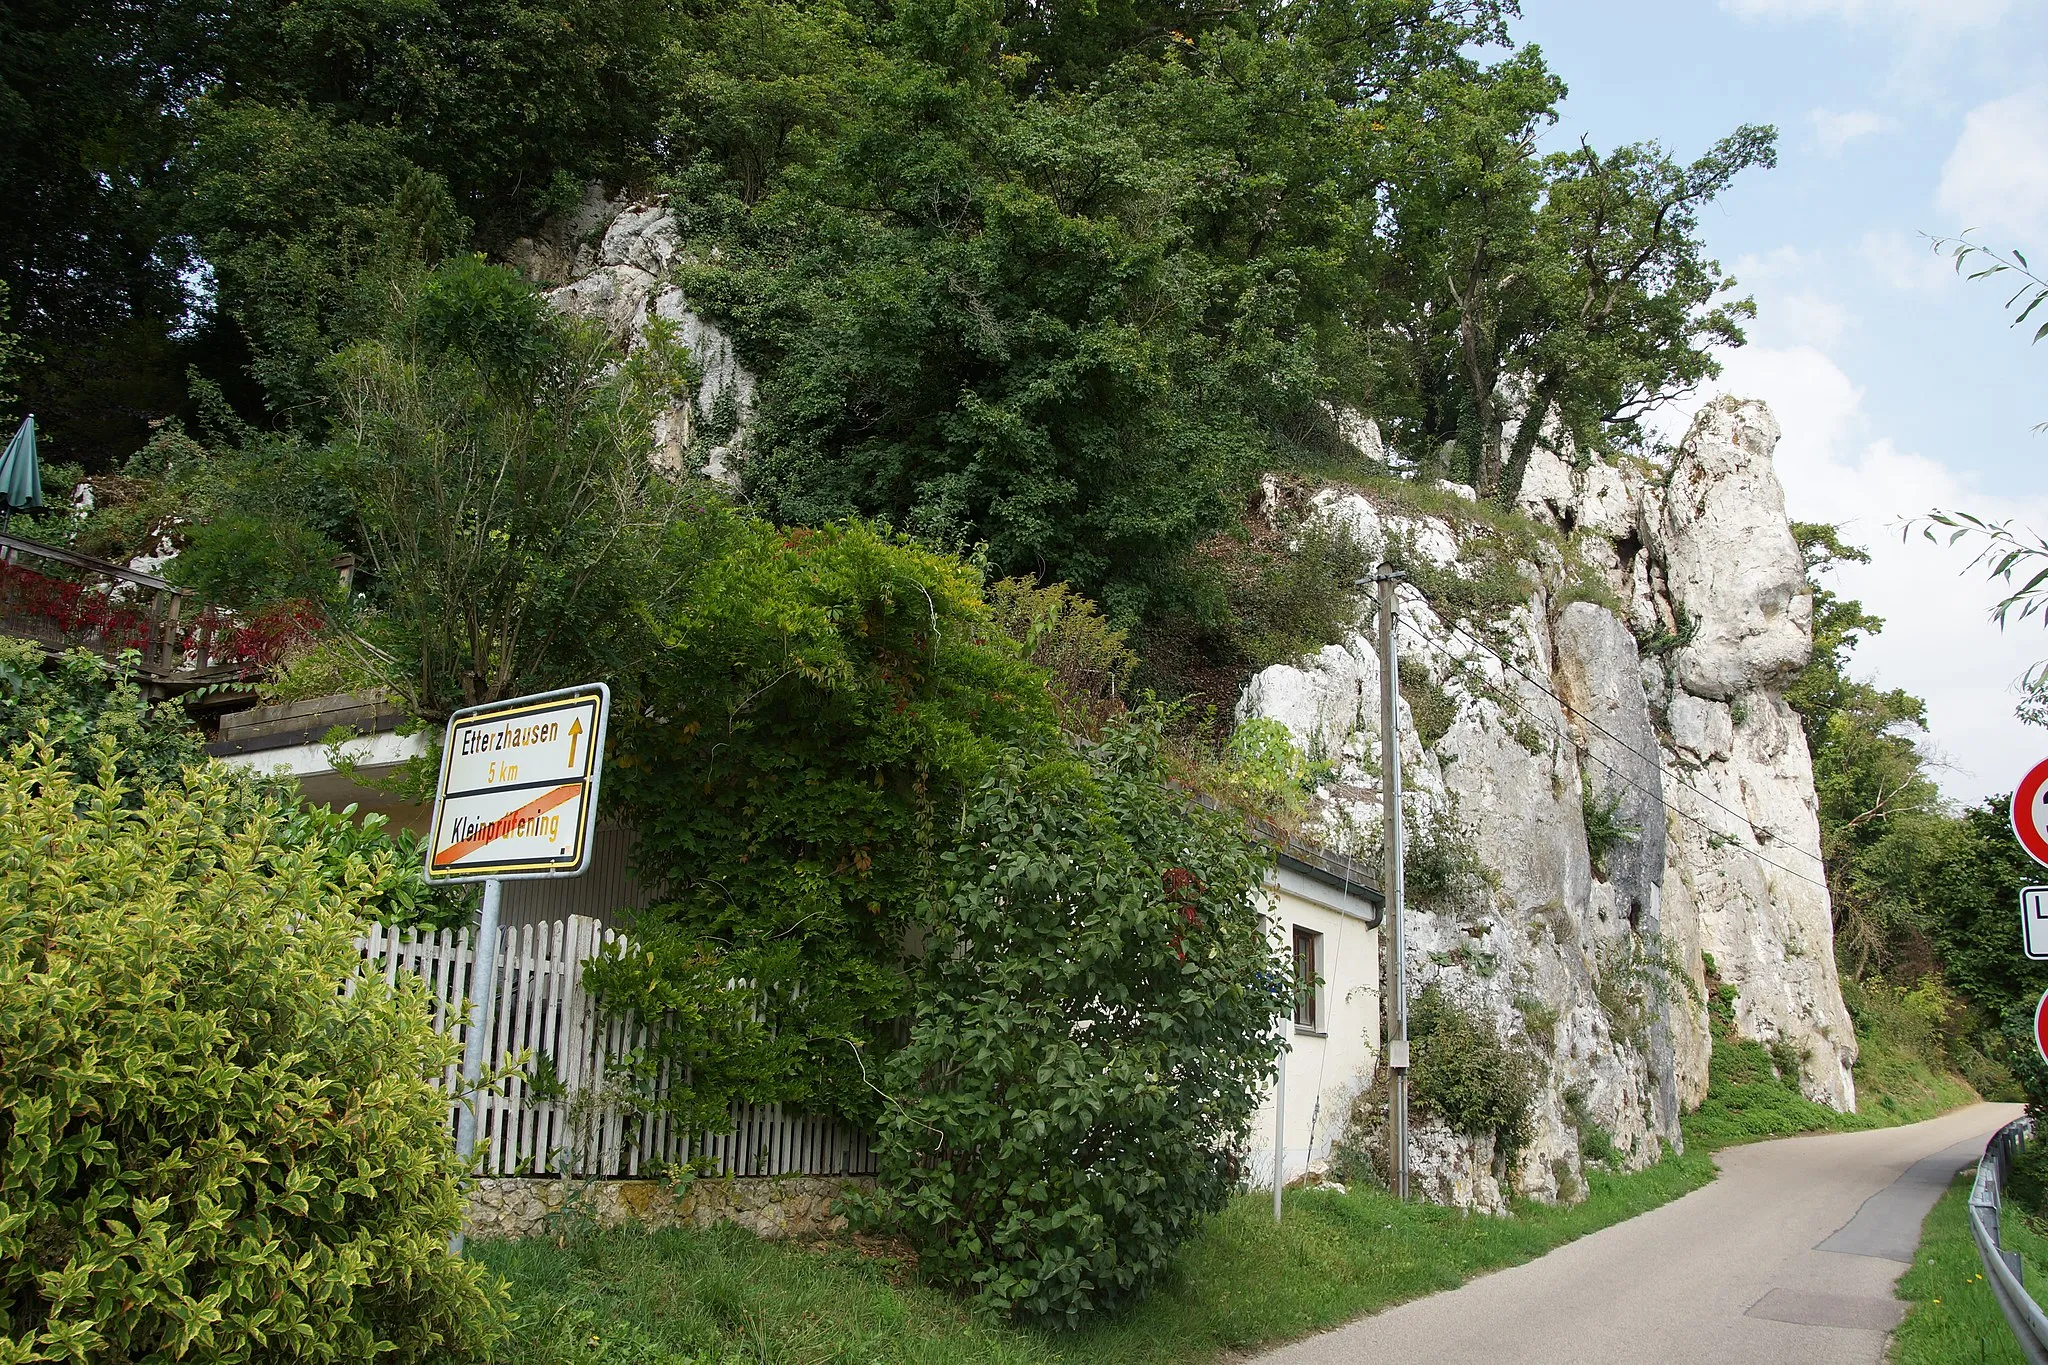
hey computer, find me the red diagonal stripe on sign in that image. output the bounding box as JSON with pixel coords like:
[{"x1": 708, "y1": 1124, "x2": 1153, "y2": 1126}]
[{"x1": 434, "y1": 783, "x2": 581, "y2": 867}]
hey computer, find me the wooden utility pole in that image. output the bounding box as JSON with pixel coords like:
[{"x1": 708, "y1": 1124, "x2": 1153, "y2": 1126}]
[{"x1": 1377, "y1": 567, "x2": 1409, "y2": 1199}]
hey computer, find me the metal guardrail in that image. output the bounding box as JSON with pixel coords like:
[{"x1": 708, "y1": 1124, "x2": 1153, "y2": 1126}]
[{"x1": 1970, "y1": 1116, "x2": 2048, "y2": 1364}]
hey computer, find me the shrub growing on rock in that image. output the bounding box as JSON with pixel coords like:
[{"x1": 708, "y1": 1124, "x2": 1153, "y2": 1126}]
[
  {"x1": 0, "y1": 736, "x2": 505, "y2": 1362},
  {"x1": 1409, "y1": 986, "x2": 1535, "y2": 1163},
  {"x1": 864, "y1": 716, "x2": 1288, "y2": 1323}
]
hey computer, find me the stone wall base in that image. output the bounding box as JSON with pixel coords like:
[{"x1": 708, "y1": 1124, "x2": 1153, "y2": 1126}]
[{"x1": 463, "y1": 1175, "x2": 874, "y2": 1242}]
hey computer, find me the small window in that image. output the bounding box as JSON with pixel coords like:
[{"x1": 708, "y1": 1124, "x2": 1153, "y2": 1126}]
[{"x1": 1292, "y1": 926, "x2": 1324, "y2": 1032}]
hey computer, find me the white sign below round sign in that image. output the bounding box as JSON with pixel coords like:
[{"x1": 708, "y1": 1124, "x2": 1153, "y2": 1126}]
[{"x1": 2015, "y1": 757, "x2": 2048, "y2": 870}]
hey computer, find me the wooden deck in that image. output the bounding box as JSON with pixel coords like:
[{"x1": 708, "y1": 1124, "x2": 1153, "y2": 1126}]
[{"x1": 0, "y1": 531, "x2": 310, "y2": 696}]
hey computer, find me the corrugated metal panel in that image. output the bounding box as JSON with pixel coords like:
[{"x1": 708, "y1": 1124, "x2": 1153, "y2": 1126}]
[{"x1": 500, "y1": 824, "x2": 651, "y2": 930}]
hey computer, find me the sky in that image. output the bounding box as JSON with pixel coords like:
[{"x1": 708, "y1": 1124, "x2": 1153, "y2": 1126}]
[{"x1": 1511, "y1": 0, "x2": 2047, "y2": 803}]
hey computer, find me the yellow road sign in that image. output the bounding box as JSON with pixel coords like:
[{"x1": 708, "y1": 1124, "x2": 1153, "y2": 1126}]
[{"x1": 425, "y1": 683, "x2": 609, "y2": 882}]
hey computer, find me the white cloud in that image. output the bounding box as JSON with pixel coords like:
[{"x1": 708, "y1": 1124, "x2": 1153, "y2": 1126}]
[
  {"x1": 1722, "y1": 0, "x2": 2010, "y2": 29},
  {"x1": 1727, "y1": 249, "x2": 1853, "y2": 347},
  {"x1": 1809, "y1": 108, "x2": 1894, "y2": 154},
  {"x1": 1937, "y1": 87, "x2": 2048, "y2": 241},
  {"x1": 1774, "y1": 292, "x2": 1852, "y2": 346},
  {"x1": 1693, "y1": 344, "x2": 2048, "y2": 803},
  {"x1": 1857, "y1": 230, "x2": 1955, "y2": 292},
  {"x1": 1730, "y1": 246, "x2": 1815, "y2": 293}
]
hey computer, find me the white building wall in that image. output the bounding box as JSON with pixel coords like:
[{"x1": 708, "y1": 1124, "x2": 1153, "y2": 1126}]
[{"x1": 1246, "y1": 868, "x2": 1382, "y2": 1189}]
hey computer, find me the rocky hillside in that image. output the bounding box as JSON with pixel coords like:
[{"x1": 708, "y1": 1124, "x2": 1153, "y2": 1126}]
[
  {"x1": 1240, "y1": 398, "x2": 1851, "y2": 1210},
  {"x1": 522, "y1": 192, "x2": 1852, "y2": 1213},
  {"x1": 507, "y1": 187, "x2": 755, "y2": 485}
]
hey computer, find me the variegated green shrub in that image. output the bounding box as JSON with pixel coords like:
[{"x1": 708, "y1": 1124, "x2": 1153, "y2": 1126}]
[{"x1": 0, "y1": 734, "x2": 506, "y2": 1363}]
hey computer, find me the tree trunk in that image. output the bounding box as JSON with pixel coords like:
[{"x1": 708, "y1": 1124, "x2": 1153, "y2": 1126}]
[{"x1": 1496, "y1": 383, "x2": 1557, "y2": 509}]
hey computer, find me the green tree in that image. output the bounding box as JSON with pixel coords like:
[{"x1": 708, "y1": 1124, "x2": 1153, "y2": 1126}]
[
  {"x1": 665, "y1": 0, "x2": 1527, "y2": 618},
  {"x1": 1353, "y1": 37, "x2": 1770, "y2": 503},
  {"x1": 666, "y1": 0, "x2": 874, "y2": 207},
  {"x1": 202, "y1": 0, "x2": 671, "y2": 238},
  {"x1": 0, "y1": 0, "x2": 206, "y2": 347},
  {"x1": 1497, "y1": 126, "x2": 1774, "y2": 501},
  {"x1": 183, "y1": 102, "x2": 469, "y2": 417},
  {"x1": 1923, "y1": 798, "x2": 2048, "y2": 1111},
  {"x1": 594, "y1": 516, "x2": 1057, "y2": 1133},
  {"x1": 0, "y1": 283, "x2": 25, "y2": 413},
  {"x1": 0, "y1": 0, "x2": 226, "y2": 467},
  {"x1": 867, "y1": 715, "x2": 1286, "y2": 1322},
  {"x1": 1788, "y1": 524, "x2": 1951, "y2": 975},
  {"x1": 330, "y1": 256, "x2": 694, "y2": 714},
  {"x1": 1360, "y1": 46, "x2": 1559, "y2": 493}
]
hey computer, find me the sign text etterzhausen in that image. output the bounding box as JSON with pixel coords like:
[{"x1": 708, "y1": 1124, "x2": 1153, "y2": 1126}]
[
  {"x1": 427, "y1": 684, "x2": 608, "y2": 882},
  {"x1": 426, "y1": 683, "x2": 609, "y2": 1250}
]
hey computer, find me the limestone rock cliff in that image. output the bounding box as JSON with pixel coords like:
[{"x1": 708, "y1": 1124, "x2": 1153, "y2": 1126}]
[
  {"x1": 1239, "y1": 397, "x2": 1852, "y2": 1210},
  {"x1": 506, "y1": 189, "x2": 755, "y2": 484}
]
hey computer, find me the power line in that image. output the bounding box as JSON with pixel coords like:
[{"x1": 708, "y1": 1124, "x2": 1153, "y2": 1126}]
[
  {"x1": 1398, "y1": 593, "x2": 1829, "y2": 871},
  {"x1": 1390, "y1": 605, "x2": 1834, "y2": 895}
]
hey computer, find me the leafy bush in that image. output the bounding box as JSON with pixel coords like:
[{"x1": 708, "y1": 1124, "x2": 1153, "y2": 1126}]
[
  {"x1": 1219, "y1": 717, "x2": 1329, "y2": 815},
  {"x1": 0, "y1": 640, "x2": 463, "y2": 929},
  {"x1": 1840, "y1": 975, "x2": 1992, "y2": 1118},
  {"x1": 1513, "y1": 992, "x2": 1559, "y2": 1045},
  {"x1": 1581, "y1": 785, "x2": 1639, "y2": 879},
  {"x1": 1408, "y1": 988, "x2": 1534, "y2": 1164},
  {"x1": 596, "y1": 515, "x2": 1057, "y2": 1137},
  {"x1": 863, "y1": 716, "x2": 1288, "y2": 1323},
  {"x1": 166, "y1": 512, "x2": 346, "y2": 612},
  {"x1": 0, "y1": 641, "x2": 202, "y2": 790},
  {"x1": 985, "y1": 576, "x2": 1137, "y2": 736},
  {"x1": 1398, "y1": 657, "x2": 1458, "y2": 750},
  {"x1": 1591, "y1": 934, "x2": 1691, "y2": 1052},
  {"x1": 277, "y1": 800, "x2": 476, "y2": 931},
  {"x1": 1402, "y1": 797, "x2": 1492, "y2": 905},
  {"x1": 2007, "y1": 1139, "x2": 2048, "y2": 1221},
  {"x1": 1132, "y1": 496, "x2": 1371, "y2": 710},
  {"x1": 1562, "y1": 1086, "x2": 1614, "y2": 1166},
  {"x1": 0, "y1": 736, "x2": 505, "y2": 1361},
  {"x1": 331, "y1": 255, "x2": 695, "y2": 715}
]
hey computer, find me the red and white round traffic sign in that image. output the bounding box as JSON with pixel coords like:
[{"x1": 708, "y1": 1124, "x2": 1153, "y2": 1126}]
[
  {"x1": 2035, "y1": 990, "x2": 2048, "y2": 1067},
  {"x1": 2015, "y1": 757, "x2": 2048, "y2": 869}
]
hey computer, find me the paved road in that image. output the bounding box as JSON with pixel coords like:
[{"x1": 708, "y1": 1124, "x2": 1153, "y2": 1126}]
[{"x1": 1252, "y1": 1102, "x2": 2021, "y2": 1365}]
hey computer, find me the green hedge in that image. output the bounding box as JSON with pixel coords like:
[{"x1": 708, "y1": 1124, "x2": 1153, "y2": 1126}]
[{"x1": 0, "y1": 734, "x2": 505, "y2": 1362}]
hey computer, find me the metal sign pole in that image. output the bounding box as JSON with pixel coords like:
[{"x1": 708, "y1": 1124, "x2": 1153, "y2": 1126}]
[
  {"x1": 1377, "y1": 567, "x2": 1410, "y2": 1200},
  {"x1": 1273, "y1": 1013, "x2": 1290, "y2": 1223},
  {"x1": 447, "y1": 876, "x2": 503, "y2": 1256},
  {"x1": 455, "y1": 876, "x2": 505, "y2": 1162}
]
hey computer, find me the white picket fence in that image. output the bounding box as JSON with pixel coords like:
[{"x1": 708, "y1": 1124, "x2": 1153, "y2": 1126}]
[{"x1": 355, "y1": 916, "x2": 877, "y2": 1179}]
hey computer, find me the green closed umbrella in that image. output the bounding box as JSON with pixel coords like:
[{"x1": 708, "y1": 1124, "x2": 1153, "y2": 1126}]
[{"x1": 0, "y1": 415, "x2": 42, "y2": 533}]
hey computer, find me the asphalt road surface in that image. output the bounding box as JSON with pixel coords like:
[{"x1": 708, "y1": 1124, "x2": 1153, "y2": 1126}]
[{"x1": 1251, "y1": 1102, "x2": 2021, "y2": 1365}]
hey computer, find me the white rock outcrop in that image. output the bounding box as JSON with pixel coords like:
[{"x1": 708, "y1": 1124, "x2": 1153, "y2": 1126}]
[
  {"x1": 506, "y1": 190, "x2": 755, "y2": 484},
  {"x1": 1238, "y1": 396, "x2": 1853, "y2": 1208}
]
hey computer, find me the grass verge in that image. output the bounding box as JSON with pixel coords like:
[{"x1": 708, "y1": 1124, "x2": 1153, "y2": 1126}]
[
  {"x1": 476, "y1": 977, "x2": 1985, "y2": 1364},
  {"x1": 472, "y1": 1148, "x2": 1715, "y2": 1365},
  {"x1": 2003, "y1": 1206, "x2": 2048, "y2": 1319},
  {"x1": 1684, "y1": 976, "x2": 1978, "y2": 1152},
  {"x1": 1891, "y1": 1170, "x2": 2025, "y2": 1364}
]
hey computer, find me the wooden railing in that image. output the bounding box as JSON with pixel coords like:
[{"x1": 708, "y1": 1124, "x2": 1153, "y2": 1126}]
[{"x1": 0, "y1": 532, "x2": 318, "y2": 686}]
